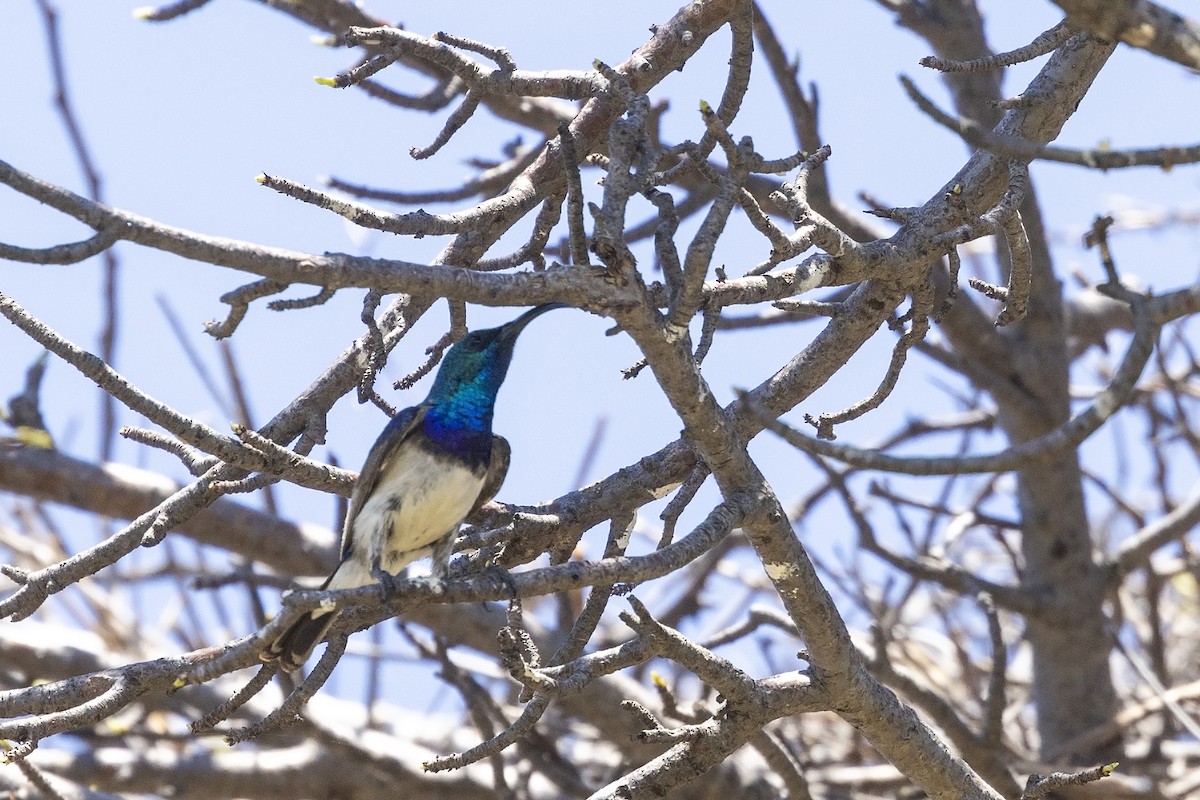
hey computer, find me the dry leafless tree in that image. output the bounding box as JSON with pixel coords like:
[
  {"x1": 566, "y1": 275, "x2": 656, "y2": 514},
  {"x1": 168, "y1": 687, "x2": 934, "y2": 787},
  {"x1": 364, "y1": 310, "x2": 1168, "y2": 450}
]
[{"x1": 3, "y1": 1, "x2": 1200, "y2": 799}]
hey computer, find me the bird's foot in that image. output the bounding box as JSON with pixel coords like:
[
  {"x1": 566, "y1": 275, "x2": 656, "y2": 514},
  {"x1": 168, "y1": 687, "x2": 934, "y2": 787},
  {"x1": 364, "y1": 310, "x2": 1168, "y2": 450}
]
[
  {"x1": 370, "y1": 565, "x2": 399, "y2": 606},
  {"x1": 481, "y1": 565, "x2": 518, "y2": 599}
]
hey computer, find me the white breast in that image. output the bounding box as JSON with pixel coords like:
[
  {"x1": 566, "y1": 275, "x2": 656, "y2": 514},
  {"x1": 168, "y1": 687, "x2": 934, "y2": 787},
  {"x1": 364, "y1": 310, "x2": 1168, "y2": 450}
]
[{"x1": 328, "y1": 445, "x2": 485, "y2": 591}]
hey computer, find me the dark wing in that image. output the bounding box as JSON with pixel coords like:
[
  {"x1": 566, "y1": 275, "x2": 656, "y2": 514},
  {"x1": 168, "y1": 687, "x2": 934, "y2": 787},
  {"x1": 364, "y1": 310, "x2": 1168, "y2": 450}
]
[
  {"x1": 261, "y1": 405, "x2": 428, "y2": 670},
  {"x1": 339, "y1": 404, "x2": 426, "y2": 560},
  {"x1": 471, "y1": 433, "x2": 511, "y2": 515}
]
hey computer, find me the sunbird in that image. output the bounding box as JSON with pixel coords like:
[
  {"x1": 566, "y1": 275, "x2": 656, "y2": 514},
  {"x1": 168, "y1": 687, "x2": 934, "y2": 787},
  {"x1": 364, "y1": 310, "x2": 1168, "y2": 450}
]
[{"x1": 261, "y1": 304, "x2": 564, "y2": 670}]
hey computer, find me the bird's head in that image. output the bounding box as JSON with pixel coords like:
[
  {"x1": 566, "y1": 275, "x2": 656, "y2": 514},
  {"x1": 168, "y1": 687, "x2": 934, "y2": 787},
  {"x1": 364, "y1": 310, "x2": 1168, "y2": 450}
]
[{"x1": 426, "y1": 304, "x2": 566, "y2": 407}]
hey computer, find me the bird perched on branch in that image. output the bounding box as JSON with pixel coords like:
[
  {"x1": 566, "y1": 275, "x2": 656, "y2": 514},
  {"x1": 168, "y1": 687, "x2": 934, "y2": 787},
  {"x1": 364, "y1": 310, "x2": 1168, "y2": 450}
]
[{"x1": 261, "y1": 303, "x2": 565, "y2": 671}]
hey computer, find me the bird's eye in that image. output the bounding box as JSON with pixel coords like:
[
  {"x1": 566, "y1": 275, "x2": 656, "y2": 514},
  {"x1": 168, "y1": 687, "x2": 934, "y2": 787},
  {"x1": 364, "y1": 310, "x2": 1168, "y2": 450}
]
[{"x1": 457, "y1": 327, "x2": 503, "y2": 352}]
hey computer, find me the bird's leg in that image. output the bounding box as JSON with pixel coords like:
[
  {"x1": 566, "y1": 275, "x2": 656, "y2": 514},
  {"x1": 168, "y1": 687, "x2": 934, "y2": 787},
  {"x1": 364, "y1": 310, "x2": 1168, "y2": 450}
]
[
  {"x1": 369, "y1": 556, "x2": 397, "y2": 605},
  {"x1": 429, "y1": 534, "x2": 455, "y2": 582}
]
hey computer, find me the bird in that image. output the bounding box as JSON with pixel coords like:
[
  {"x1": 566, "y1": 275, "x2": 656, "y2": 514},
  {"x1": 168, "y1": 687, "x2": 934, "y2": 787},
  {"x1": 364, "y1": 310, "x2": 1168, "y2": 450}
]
[{"x1": 260, "y1": 303, "x2": 565, "y2": 671}]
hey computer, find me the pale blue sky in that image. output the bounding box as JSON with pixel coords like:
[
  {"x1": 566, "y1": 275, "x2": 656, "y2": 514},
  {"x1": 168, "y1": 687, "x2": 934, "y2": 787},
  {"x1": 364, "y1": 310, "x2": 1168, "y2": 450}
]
[{"x1": 3, "y1": 1, "x2": 1199, "y2": 699}]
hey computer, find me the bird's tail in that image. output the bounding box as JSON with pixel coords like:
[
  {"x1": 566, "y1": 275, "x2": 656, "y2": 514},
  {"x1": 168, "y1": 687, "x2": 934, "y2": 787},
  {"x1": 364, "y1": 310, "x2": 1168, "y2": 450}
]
[
  {"x1": 261, "y1": 609, "x2": 337, "y2": 673},
  {"x1": 260, "y1": 559, "x2": 373, "y2": 671}
]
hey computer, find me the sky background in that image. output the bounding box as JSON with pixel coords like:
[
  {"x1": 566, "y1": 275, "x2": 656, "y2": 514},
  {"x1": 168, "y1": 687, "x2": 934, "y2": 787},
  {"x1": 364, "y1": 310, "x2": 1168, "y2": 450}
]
[{"x1": 2, "y1": 0, "x2": 1199, "y2": 704}]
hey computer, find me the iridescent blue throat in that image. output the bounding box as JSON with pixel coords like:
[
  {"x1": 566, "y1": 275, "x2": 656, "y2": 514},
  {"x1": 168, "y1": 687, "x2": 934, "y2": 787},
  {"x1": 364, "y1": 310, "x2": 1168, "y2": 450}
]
[
  {"x1": 422, "y1": 400, "x2": 495, "y2": 467},
  {"x1": 425, "y1": 383, "x2": 494, "y2": 429}
]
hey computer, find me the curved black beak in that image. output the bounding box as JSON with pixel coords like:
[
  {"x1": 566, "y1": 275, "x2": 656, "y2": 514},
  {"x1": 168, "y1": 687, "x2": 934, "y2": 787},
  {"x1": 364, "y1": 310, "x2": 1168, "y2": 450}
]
[{"x1": 498, "y1": 303, "x2": 568, "y2": 341}]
